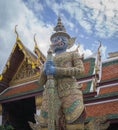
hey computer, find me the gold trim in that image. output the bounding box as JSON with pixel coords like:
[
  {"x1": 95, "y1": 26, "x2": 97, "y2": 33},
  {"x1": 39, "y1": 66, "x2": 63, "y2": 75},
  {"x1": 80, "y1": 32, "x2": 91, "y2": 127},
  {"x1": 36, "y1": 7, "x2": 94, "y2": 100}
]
[
  {"x1": 18, "y1": 42, "x2": 23, "y2": 50},
  {"x1": 9, "y1": 57, "x2": 40, "y2": 86},
  {"x1": 35, "y1": 95, "x2": 43, "y2": 109},
  {"x1": 34, "y1": 34, "x2": 41, "y2": 59},
  {"x1": 15, "y1": 25, "x2": 20, "y2": 41},
  {"x1": 98, "y1": 41, "x2": 102, "y2": 55},
  {"x1": 10, "y1": 74, "x2": 40, "y2": 86},
  {"x1": 33, "y1": 34, "x2": 46, "y2": 63},
  {"x1": 31, "y1": 62, "x2": 35, "y2": 69},
  {"x1": 0, "y1": 74, "x2": 3, "y2": 80},
  {"x1": 34, "y1": 34, "x2": 38, "y2": 49}
]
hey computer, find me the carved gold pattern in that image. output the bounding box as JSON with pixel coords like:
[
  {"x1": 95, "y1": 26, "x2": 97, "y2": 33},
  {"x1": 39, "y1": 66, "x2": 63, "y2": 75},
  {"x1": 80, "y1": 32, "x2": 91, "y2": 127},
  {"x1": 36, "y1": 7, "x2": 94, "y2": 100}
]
[
  {"x1": 10, "y1": 59, "x2": 40, "y2": 85},
  {"x1": 0, "y1": 74, "x2": 3, "y2": 81},
  {"x1": 35, "y1": 96, "x2": 43, "y2": 109}
]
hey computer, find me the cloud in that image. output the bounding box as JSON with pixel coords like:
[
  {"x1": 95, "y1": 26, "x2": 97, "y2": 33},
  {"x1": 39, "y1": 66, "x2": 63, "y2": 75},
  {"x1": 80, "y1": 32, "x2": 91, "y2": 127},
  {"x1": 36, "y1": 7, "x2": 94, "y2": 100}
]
[
  {"x1": 0, "y1": 0, "x2": 115, "y2": 73},
  {"x1": 68, "y1": 44, "x2": 93, "y2": 58},
  {"x1": 79, "y1": 0, "x2": 118, "y2": 38},
  {"x1": 21, "y1": 0, "x2": 118, "y2": 50},
  {"x1": 0, "y1": 0, "x2": 53, "y2": 73},
  {"x1": 44, "y1": 0, "x2": 118, "y2": 38}
]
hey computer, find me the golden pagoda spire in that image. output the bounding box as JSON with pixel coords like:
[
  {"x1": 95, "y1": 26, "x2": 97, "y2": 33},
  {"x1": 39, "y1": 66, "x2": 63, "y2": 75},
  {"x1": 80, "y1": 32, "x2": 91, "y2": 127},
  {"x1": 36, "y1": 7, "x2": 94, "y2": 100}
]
[{"x1": 15, "y1": 25, "x2": 20, "y2": 41}]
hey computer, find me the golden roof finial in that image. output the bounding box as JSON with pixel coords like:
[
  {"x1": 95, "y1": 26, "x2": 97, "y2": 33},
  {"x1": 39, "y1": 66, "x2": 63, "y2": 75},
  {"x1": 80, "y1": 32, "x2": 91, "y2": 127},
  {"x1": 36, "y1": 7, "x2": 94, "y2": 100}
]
[
  {"x1": 15, "y1": 25, "x2": 20, "y2": 41},
  {"x1": 34, "y1": 33, "x2": 38, "y2": 48},
  {"x1": 33, "y1": 34, "x2": 41, "y2": 61},
  {"x1": 98, "y1": 41, "x2": 102, "y2": 55}
]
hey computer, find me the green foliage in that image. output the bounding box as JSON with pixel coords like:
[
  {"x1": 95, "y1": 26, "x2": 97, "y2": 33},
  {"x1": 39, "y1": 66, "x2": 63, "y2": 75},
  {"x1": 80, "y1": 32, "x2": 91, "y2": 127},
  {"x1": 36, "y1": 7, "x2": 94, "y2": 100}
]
[{"x1": 0, "y1": 125, "x2": 14, "y2": 130}]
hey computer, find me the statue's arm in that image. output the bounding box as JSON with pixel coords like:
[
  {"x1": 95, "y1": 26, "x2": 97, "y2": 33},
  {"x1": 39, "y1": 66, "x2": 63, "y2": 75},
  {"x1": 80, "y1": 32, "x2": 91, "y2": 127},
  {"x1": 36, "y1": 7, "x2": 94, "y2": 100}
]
[{"x1": 55, "y1": 52, "x2": 84, "y2": 76}]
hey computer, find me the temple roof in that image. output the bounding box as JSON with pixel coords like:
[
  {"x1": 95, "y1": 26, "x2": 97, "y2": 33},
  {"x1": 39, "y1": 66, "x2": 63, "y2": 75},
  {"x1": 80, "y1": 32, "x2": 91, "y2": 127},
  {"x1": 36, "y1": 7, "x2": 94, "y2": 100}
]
[
  {"x1": 0, "y1": 36, "x2": 46, "y2": 92},
  {"x1": 86, "y1": 100, "x2": 118, "y2": 122},
  {"x1": 101, "y1": 57, "x2": 118, "y2": 84},
  {"x1": 99, "y1": 84, "x2": 118, "y2": 95},
  {"x1": 77, "y1": 57, "x2": 96, "y2": 80},
  {"x1": 0, "y1": 80, "x2": 43, "y2": 103}
]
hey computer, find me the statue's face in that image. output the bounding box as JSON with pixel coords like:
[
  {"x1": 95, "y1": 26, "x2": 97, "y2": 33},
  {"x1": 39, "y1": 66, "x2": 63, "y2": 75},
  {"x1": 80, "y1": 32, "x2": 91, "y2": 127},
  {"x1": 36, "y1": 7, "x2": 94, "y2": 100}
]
[{"x1": 51, "y1": 35, "x2": 68, "y2": 54}]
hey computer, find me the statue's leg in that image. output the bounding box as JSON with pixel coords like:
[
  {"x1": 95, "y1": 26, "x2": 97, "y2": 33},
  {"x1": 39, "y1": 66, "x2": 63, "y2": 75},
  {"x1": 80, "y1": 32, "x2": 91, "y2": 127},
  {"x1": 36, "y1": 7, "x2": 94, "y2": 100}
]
[{"x1": 65, "y1": 109, "x2": 86, "y2": 130}]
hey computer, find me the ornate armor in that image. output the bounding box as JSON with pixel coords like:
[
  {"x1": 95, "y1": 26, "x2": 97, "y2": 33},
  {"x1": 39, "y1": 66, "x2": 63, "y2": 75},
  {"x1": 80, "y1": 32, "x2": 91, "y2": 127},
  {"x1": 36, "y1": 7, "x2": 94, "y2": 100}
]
[{"x1": 38, "y1": 50, "x2": 85, "y2": 127}]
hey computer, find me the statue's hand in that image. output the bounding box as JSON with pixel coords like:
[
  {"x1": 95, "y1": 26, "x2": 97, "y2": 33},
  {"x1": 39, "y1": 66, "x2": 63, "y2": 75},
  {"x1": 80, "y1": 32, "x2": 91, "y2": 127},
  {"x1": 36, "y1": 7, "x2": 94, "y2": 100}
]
[{"x1": 43, "y1": 60, "x2": 56, "y2": 75}]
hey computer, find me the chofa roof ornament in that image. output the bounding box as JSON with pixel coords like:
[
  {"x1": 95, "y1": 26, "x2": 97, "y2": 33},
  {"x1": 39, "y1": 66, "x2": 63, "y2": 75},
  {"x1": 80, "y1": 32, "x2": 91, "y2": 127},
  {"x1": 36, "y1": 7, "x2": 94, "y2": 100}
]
[
  {"x1": 50, "y1": 16, "x2": 76, "y2": 49},
  {"x1": 15, "y1": 25, "x2": 20, "y2": 41}
]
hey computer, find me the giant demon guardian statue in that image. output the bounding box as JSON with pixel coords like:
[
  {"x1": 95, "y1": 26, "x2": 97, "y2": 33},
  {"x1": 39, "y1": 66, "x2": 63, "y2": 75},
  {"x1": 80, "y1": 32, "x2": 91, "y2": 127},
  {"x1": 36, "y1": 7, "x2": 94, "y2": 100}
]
[{"x1": 29, "y1": 16, "x2": 86, "y2": 130}]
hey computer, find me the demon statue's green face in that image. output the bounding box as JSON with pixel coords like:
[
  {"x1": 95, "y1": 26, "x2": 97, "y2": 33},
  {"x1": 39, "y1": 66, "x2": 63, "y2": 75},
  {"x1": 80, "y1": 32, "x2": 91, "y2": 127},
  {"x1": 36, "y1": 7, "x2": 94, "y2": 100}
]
[{"x1": 50, "y1": 35, "x2": 68, "y2": 54}]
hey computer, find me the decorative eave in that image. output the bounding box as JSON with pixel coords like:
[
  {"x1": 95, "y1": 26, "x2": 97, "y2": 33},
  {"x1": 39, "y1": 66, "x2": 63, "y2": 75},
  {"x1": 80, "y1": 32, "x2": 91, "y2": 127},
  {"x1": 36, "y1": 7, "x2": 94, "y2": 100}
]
[
  {"x1": 85, "y1": 113, "x2": 118, "y2": 124},
  {"x1": 0, "y1": 80, "x2": 44, "y2": 103},
  {"x1": 108, "y1": 51, "x2": 118, "y2": 58},
  {"x1": 84, "y1": 91, "x2": 118, "y2": 104},
  {"x1": 97, "y1": 83, "x2": 118, "y2": 95}
]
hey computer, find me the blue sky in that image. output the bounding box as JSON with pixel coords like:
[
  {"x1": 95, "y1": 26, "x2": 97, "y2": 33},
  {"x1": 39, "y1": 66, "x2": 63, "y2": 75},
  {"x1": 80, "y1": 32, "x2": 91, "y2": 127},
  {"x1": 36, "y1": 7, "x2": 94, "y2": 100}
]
[{"x1": 0, "y1": 0, "x2": 118, "y2": 73}]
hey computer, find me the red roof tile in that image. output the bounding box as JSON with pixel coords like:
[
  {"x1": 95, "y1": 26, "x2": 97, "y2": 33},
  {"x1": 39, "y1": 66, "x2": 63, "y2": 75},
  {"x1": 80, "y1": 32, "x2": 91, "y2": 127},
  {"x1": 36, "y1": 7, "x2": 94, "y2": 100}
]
[
  {"x1": 99, "y1": 85, "x2": 118, "y2": 95},
  {"x1": 77, "y1": 58, "x2": 95, "y2": 79},
  {"x1": 3, "y1": 83, "x2": 38, "y2": 96},
  {"x1": 86, "y1": 101, "x2": 118, "y2": 117},
  {"x1": 101, "y1": 60, "x2": 118, "y2": 82},
  {"x1": 0, "y1": 81, "x2": 43, "y2": 101},
  {"x1": 84, "y1": 61, "x2": 90, "y2": 75}
]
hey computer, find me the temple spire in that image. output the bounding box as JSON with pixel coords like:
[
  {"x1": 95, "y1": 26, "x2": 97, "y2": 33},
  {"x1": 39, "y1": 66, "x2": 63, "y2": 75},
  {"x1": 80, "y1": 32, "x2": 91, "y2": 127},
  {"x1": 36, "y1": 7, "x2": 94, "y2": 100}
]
[{"x1": 54, "y1": 16, "x2": 66, "y2": 32}]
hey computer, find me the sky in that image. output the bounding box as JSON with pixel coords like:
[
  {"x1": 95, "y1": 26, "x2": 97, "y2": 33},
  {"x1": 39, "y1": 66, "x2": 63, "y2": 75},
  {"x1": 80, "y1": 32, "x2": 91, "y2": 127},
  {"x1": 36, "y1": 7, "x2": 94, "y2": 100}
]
[{"x1": 0, "y1": 0, "x2": 118, "y2": 73}]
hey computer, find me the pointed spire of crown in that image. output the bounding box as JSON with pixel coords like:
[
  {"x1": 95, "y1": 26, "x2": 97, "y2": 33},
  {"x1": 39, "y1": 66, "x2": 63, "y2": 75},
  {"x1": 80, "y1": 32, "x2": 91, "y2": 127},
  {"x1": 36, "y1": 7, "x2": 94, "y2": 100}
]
[
  {"x1": 54, "y1": 16, "x2": 66, "y2": 32},
  {"x1": 50, "y1": 16, "x2": 70, "y2": 40},
  {"x1": 50, "y1": 16, "x2": 76, "y2": 49}
]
